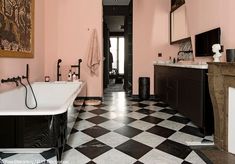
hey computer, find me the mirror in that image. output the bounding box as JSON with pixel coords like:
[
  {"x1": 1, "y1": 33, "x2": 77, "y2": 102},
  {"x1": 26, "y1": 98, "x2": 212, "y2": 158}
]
[{"x1": 170, "y1": 4, "x2": 189, "y2": 44}]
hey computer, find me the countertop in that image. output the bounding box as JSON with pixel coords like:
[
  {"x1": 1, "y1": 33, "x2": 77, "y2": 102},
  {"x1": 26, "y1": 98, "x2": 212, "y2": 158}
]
[{"x1": 154, "y1": 62, "x2": 208, "y2": 69}]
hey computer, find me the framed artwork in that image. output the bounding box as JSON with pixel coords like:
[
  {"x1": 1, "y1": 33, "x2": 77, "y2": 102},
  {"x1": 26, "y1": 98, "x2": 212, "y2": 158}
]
[{"x1": 0, "y1": 0, "x2": 34, "y2": 58}]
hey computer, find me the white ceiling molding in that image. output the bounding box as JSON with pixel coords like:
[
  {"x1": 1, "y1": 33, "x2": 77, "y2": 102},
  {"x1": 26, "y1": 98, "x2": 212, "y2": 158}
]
[{"x1": 103, "y1": 0, "x2": 131, "y2": 6}]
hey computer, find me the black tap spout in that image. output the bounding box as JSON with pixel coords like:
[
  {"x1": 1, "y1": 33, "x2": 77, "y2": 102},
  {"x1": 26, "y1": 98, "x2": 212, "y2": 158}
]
[{"x1": 57, "y1": 59, "x2": 62, "y2": 81}]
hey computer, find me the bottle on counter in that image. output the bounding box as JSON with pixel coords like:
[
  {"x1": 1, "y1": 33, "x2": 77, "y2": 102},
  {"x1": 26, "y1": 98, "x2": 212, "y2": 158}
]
[
  {"x1": 72, "y1": 72, "x2": 77, "y2": 81},
  {"x1": 169, "y1": 56, "x2": 172, "y2": 63},
  {"x1": 68, "y1": 70, "x2": 72, "y2": 81}
]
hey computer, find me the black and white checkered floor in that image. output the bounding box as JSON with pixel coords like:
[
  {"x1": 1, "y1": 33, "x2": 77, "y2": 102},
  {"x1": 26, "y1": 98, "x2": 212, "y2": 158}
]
[{"x1": 0, "y1": 91, "x2": 213, "y2": 164}]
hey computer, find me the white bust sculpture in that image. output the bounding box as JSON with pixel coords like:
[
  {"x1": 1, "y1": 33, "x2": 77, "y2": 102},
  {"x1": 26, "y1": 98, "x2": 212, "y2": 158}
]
[{"x1": 212, "y1": 44, "x2": 222, "y2": 62}]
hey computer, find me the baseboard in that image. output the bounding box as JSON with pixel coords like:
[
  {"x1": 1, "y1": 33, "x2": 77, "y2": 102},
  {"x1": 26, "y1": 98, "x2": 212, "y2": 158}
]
[
  {"x1": 76, "y1": 97, "x2": 103, "y2": 101},
  {"x1": 131, "y1": 94, "x2": 157, "y2": 100}
]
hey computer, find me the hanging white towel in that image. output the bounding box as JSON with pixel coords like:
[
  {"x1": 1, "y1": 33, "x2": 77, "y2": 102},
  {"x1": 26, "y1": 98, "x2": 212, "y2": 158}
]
[{"x1": 87, "y1": 29, "x2": 101, "y2": 75}]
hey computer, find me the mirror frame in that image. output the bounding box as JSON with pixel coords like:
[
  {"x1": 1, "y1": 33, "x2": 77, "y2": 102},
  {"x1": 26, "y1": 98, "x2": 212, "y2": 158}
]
[{"x1": 170, "y1": 3, "x2": 190, "y2": 44}]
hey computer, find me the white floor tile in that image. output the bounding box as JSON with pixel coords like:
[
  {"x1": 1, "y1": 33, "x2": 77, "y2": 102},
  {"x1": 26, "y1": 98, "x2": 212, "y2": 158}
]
[
  {"x1": 83, "y1": 106, "x2": 99, "y2": 111},
  {"x1": 47, "y1": 156, "x2": 57, "y2": 164},
  {"x1": 150, "y1": 112, "x2": 172, "y2": 120},
  {"x1": 73, "y1": 120, "x2": 95, "y2": 131},
  {"x1": 128, "y1": 106, "x2": 142, "y2": 112},
  {"x1": 187, "y1": 122, "x2": 198, "y2": 128},
  {"x1": 140, "y1": 100, "x2": 157, "y2": 106},
  {"x1": 139, "y1": 149, "x2": 183, "y2": 164},
  {"x1": 78, "y1": 112, "x2": 97, "y2": 119},
  {"x1": 62, "y1": 149, "x2": 90, "y2": 164},
  {"x1": 185, "y1": 151, "x2": 206, "y2": 164},
  {"x1": 97, "y1": 132, "x2": 129, "y2": 148},
  {"x1": 128, "y1": 120, "x2": 155, "y2": 131},
  {"x1": 99, "y1": 120, "x2": 125, "y2": 131},
  {"x1": 168, "y1": 131, "x2": 203, "y2": 146},
  {"x1": 127, "y1": 112, "x2": 147, "y2": 119},
  {"x1": 100, "y1": 111, "x2": 119, "y2": 119},
  {"x1": 204, "y1": 135, "x2": 214, "y2": 141},
  {"x1": 93, "y1": 149, "x2": 136, "y2": 164},
  {"x1": 158, "y1": 120, "x2": 185, "y2": 131},
  {"x1": 145, "y1": 106, "x2": 164, "y2": 111},
  {"x1": 132, "y1": 132, "x2": 166, "y2": 147},
  {"x1": 67, "y1": 132, "x2": 94, "y2": 148}
]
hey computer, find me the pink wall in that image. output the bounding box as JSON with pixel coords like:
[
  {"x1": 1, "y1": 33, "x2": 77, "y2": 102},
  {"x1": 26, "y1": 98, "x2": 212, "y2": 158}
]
[
  {"x1": 44, "y1": 0, "x2": 103, "y2": 97},
  {"x1": 185, "y1": 0, "x2": 235, "y2": 62},
  {"x1": 0, "y1": 0, "x2": 45, "y2": 92},
  {"x1": 133, "y1": 0, "x2": 178, "y2": 95}
]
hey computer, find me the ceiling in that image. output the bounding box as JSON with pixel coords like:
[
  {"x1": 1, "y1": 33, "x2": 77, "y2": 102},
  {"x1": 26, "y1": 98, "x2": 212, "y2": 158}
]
[
  {"x1": 104, "y1": 16, "x2": 125, "y2": 32},
  {"x1": 103, "y1": 0, "x2": 131, "y2": 6}
]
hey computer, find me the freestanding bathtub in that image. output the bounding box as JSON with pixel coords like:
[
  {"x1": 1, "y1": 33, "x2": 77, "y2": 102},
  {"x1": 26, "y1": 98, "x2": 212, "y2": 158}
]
[{"x1": 0, "y1": 81, "x2": 86, "y2": 161}]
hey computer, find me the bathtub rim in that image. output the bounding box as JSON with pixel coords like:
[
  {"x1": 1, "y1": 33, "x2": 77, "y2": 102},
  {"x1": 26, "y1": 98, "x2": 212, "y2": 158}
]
[{"x1": 0, "y1": 81, "x2": 85, "y2": 116}]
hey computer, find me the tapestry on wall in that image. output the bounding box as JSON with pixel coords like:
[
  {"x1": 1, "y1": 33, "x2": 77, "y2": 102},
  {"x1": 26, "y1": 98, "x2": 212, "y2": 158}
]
[{"x1": 0, "y1": 0, "x2": 34, "y2": 58}]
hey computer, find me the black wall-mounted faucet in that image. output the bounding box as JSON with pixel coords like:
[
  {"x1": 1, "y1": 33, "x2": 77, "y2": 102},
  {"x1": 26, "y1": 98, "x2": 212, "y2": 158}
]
[
  {"x1": 57, "y1": 59, "x2": 62, "y2": 81},
  {"x1": 1, "y1": 77, "x2": 21, "y2": 86},
  {"x1": 177, "y1": 50, "x2": 193, "y2": 62}
]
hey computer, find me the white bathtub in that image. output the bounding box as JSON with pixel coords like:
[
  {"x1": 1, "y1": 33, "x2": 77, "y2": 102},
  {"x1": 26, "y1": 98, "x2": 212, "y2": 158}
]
[
  {"x1": 0, "y1": 81, "x2": 86, "y2": 158},
  {"x1": 0, "y1": 81, "x2": 83, "y2": 116}
]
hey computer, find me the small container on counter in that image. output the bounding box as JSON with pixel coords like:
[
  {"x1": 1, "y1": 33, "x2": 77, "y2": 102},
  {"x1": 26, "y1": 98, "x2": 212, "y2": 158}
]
[{"x1": 45, "y1": 76, "x2": 50, "y2": 82}]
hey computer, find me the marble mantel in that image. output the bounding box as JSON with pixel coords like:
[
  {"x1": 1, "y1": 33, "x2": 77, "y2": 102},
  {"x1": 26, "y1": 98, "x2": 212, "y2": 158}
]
[{"x1": 207, "y1": 62, "x2": 235, "y2": 153}]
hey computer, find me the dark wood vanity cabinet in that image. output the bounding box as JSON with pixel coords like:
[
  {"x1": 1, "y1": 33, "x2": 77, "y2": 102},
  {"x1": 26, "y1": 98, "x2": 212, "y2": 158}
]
[{"x1": 154, "y1": 65, "x2": 214, "y2": 135}]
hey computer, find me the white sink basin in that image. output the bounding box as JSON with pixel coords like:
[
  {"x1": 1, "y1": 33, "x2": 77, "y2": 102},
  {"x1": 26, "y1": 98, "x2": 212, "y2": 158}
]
[{"x1": 154, "y1": 62, "x2": 208, "y2": 69}]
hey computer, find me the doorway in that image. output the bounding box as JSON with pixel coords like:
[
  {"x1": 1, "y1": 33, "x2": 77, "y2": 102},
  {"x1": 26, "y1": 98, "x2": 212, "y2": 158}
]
[{"x1": 103, "y1": 0, "x2": 133, "y2": 94}]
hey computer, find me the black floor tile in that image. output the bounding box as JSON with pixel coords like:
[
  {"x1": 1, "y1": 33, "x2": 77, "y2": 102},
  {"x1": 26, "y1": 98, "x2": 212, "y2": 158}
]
[
  {"x1": 182, "y1": 161, "x2": 192, "y2": 164},
  {"x1": 95, "y1": 104, "x2": 107, "y2": 108},
  {"x1": 86, "y1": 116, "x2": 109, "y2": 124},
  {"x1": 114, "y1": 116, "x2": 137, "y2": 124},
  {"x1": 132, "y1": 103, "x2": 149, "y2": 108},
  {"x1": 193, "y1": 150, "x2": 213, "y2": 164},
  {"x1": 136, "y1": 109, "x2": 155, "y2": 115},
  {"x1": 38, "y1": 161, "x2": 50, "y2": 164},
  {"x1": 75, "y1": 139, "x2": 112, "y2": 159},
  {"x1": 114, "y1": 126, "x2": 143, "y2": 138},
  {"x1": 141, "y1": 116, "x2": 164, "y2": 124},
  {"x1": 180, "y1": 126, "x2": 204, "y2": 138},
  {"x1": 76, "y1": 117, "x2": 83, "y2": 122},
  {"x1": 153, "y1": 102, "x2": 168, "y2": 107},
  {"x1": 147, "y1": 125, "x2": 176, "y2": 138},
  {"x1": 156, "y1": 139, "x2": 192, "y2": 159},
  {"x1": 82, "y1": 126, "x2": 110, "y2": 138},
  {"x1": 0, "y1": 152, "x2": 16, "y2": 159},
  {"x1": 201, "y1": 139, "x2": 213, "y2": 144},
  {"x1": 86, "y1": 161, "x2": 96, "y2": 164},
  {"x1": 70, "y1": 128, "x2": 79, "y2": 134},
  {"x1": 168, "y1": 116, "x2": 190, "y2": 124},
  {"x1": 64, "y1": 144, "x2": 73, "y2": 152},
  {"x1": 159, "y1": 108, "x2": 177, "y2": 115},
  {"x1": 40, "y1": 149, "x2": 55, "y2": 160},
  {"x1": 130, "y1": 99, "x2": 142, "y2": 102},
  {"x1": 79, "y1": 109, "x2": 86, "y2": 113},
  {"x1": 115, "y1": 140, "x2": 152, "y2": 159},
  {"x1": 89, "y1": 109, "x2": 108, "y2": 115},
  {"x1": 133, "y1": 161, "x2": 144, "y2": 164}
]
